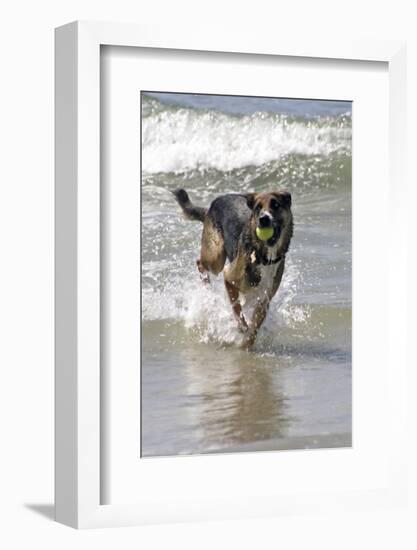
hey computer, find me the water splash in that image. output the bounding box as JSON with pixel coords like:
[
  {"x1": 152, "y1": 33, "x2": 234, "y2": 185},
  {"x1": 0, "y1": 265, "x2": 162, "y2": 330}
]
[{"x1": 142, "y1": 257, "x2": 309, "y2": 348}]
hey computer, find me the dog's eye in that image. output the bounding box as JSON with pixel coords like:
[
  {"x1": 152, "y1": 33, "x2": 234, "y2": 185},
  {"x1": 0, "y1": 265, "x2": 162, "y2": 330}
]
[
  {"x1": 270, "y1": 199, "x2": 279, "y2": 209},
  {"x1": 255, "y1": 203, "x2": 262, "y2": 213}
]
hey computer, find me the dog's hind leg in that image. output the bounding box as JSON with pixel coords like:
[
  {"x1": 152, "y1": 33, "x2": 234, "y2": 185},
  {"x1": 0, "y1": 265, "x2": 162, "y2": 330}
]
[
  {"x1": 196, "y1": 259, "x2": 211, "y2": 284},
  {"x1": 197, "y1": 219, "x2": 226, "y2": 284}
]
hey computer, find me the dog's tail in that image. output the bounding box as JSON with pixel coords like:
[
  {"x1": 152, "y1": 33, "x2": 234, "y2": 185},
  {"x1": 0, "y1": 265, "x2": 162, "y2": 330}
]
[{"x1": 172, "y1": 188, "x2": 207, "y2": 223}]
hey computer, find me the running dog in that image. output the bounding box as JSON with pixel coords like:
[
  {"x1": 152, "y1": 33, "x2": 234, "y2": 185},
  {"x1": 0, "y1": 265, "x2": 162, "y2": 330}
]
[{"x1": 172, "y1": 189, "x2": 293, "y2": 349}]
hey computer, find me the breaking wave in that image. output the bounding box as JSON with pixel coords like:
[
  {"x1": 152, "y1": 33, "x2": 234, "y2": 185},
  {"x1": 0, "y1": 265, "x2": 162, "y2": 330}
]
[{"x1": 142, "y1": 95, "x2": 351, "y2": 174}]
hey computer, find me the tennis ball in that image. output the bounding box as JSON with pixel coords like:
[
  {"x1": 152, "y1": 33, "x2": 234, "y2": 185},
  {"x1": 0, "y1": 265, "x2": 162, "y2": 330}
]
[{"x1": 256, "y1": 226, "x2": 274, "y2": 241}]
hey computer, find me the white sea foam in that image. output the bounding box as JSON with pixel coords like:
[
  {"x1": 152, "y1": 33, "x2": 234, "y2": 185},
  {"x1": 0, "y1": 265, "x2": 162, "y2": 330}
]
[{"x1": 142, "y1": 105, "x2": 351, "y2": 174}]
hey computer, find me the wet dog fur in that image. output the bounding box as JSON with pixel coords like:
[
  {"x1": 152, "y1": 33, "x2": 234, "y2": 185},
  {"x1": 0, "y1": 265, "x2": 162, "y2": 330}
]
[{"x1": 172, "y1": 189, "x2": 293, "y2": 349}]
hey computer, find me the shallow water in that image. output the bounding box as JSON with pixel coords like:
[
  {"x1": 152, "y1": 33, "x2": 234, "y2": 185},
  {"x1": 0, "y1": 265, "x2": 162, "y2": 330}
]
[{"x1": 141, "y1": 93, "x2": 352, "y2": 457}]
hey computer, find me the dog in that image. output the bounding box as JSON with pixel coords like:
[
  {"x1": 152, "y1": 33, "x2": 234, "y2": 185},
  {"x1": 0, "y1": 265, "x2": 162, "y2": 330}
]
[{"x1": 172, "y1": 189, "x2": 293, "y2": 349}]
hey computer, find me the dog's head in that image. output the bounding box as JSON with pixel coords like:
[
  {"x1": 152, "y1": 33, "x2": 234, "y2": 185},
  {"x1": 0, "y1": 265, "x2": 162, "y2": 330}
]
[{"x1": 244, "y1": 191, "x2": 293, "y2": 248}]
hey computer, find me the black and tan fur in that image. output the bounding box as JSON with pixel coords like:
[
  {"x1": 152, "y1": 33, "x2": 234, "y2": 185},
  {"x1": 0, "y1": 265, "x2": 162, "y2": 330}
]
[{"x1": 172, "y1": 189, "x2": 293, "y2": 349}]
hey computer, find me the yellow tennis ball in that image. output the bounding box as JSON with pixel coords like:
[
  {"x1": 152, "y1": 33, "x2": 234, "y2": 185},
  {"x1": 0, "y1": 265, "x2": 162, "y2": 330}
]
[{"x1": 256, "y1": 226, "x2": 274, "y2": 241}]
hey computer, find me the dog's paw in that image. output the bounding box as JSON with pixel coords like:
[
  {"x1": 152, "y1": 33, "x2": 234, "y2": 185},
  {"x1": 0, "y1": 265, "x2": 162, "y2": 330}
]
[
  {"x1": 237, "y1": 321, "x2": 249, "y2": 334},
  {"x1": 237, "y1": 313, "x2": 249, "y2": 334},
  {"x1": 239, "y1": 334, "x2": 256, "y2": 351}
]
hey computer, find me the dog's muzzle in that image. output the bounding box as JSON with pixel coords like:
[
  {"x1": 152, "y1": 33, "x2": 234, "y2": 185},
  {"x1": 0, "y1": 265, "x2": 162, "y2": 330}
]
[{"x1": 258, "y1": 213, "x2": 272, "y2": 228}]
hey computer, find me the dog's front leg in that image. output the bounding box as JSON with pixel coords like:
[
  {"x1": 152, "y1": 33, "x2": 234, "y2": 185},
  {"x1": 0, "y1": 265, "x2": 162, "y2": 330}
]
[
  {"x1": 224, "y1": 280, "x2": 248, "y2": 333},
  {"x1": 241, "y1": 299, "x2": 269, "y2": 350}
]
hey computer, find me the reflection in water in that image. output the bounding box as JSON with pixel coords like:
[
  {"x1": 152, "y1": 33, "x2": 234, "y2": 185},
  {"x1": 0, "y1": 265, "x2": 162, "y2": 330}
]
[
  {"x1": 141, "y1": 319, "x2": 351, "y2": 457},
  {"x1": 180, "y1": 347, "x2": 291, "y2": 451}
]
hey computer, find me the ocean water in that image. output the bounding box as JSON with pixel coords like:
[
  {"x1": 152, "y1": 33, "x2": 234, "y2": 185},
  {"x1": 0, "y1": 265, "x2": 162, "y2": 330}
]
[{"x1": 141, "y1": 92, "x2": 352, "y2": 457}]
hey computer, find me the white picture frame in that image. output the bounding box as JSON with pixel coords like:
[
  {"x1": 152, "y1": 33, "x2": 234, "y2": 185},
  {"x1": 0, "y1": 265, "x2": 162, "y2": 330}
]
[{"x1": 55, "y1": 20, "x2": 407, "y2": 529}]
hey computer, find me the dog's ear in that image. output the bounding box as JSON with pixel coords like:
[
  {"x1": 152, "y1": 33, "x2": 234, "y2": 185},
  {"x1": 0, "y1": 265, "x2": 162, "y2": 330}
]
[
  {"x1": 243, "y1": 193, "x2": 258, "y2": 210},
  {"x1": 274, "y1": 191, "x2": 292, "y2": 208}
]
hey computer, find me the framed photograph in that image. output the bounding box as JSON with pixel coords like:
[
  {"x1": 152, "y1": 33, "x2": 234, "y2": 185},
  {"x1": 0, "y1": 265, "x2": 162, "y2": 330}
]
[
  {"x1": 55, "y1": 21, "x2": 407, "y2": 528},
  {"x1": 139, "y1": 90, "x2": 352, "y2": 458}
]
